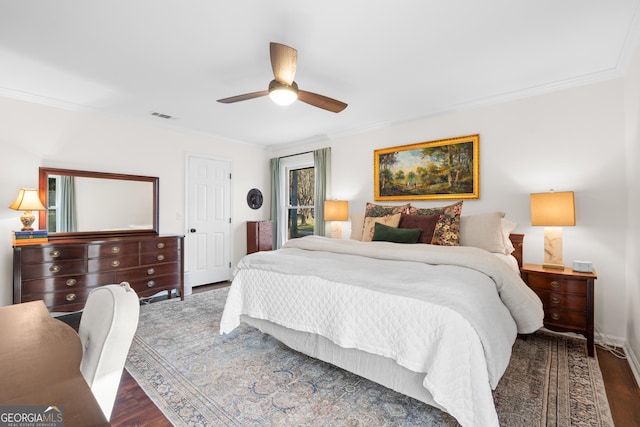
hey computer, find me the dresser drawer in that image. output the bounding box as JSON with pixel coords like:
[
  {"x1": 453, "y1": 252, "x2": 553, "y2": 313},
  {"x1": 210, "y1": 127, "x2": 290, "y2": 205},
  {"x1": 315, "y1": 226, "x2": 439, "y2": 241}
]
[
  {"x1": 141, "y1": 251, "x2": 180, "y2": 265},
  {"x1": 88, "y1": 254, "x2": 139, "y2": 272},
  {"x1": 21, "y1": 259, "x2": 86, "y2": 280},
  {"x1": 543, "y1": 309, "x2": 587, "y2": 331},
  {"x1": 21, "y1": 272, "x2": 115, "y2": 295},
  {"x1": 526, "y1": 274, "x2": 587, "y2": 295},
  {"x1": 126, "y1": 272, "x2": 181, "y2": 295},
  {"x1": 88, "y1": 241, "x2": 139, "y2": 258},
  {"x1": 532, "y1": 289, "x2": 587, "y2": 312},
  {"x1": 115, "y1": 262, "x2": 180, "y2": 282},
  {"x1": 19, "y1": 245, "x2": 86, "y2": 263},
  {"x1": 21, "y1": 287, "x2": 96, "y2": 312},
  {"x1": 140, "y1": 237, "x2": 179, "y2": 253}
]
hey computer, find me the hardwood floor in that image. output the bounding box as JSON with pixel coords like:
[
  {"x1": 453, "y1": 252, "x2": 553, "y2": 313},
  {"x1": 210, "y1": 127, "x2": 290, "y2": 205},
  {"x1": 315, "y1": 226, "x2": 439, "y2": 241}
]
[
  {"x1": 62, "y1": 283, "x2": 640, "y2": 426},
  {"x1": 596, "y1": 346, "x2": 640, "y2": 426}
]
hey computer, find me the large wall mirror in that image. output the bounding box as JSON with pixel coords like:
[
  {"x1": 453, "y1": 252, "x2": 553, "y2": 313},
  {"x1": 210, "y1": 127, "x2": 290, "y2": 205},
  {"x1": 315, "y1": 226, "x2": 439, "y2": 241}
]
[{"x1": 38, "y1": 167, "x2": 159, "y2": 239}]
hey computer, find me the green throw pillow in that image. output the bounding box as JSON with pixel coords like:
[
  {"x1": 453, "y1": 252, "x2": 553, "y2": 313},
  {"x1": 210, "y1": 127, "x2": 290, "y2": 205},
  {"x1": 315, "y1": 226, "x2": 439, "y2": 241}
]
[{"x1": 371, "y1": 222, "x2": 422, "y2": 244}]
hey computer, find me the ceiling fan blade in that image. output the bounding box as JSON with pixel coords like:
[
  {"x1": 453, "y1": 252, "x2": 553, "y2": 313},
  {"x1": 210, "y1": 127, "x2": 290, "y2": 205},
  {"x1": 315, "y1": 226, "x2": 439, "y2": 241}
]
[
  {"x1": 298, "y1": 90, "x2": 348, "y2": 113},
  {"x1": 216, "y1": 90, "x2": 269, "y2": 104},
  {"x1": 270, "y1": 42, "x2": 297, "y2": 85}
]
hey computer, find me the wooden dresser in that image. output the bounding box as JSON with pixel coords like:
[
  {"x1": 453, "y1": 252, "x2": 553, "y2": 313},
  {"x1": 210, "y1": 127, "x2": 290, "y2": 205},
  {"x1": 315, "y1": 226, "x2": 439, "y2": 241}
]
[
  {"x1": 13, "y1": 235, "x2": 184, "y2": 312},
  {"x1": 247, "y1": 221, "x2": 272, "y2": 254}
]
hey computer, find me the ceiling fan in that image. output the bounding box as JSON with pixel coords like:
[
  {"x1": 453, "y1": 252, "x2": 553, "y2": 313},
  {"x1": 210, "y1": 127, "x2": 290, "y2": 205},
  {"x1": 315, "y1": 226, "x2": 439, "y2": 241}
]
[{"x1": 217, "y1": 42, "x2": 348, "y2": 113}]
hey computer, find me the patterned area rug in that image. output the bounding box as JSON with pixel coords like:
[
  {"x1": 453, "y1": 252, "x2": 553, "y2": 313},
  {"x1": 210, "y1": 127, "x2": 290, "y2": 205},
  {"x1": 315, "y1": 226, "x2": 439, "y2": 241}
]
[{"x1": 125, "y1": 287, "x2": 613, "y2": 426}]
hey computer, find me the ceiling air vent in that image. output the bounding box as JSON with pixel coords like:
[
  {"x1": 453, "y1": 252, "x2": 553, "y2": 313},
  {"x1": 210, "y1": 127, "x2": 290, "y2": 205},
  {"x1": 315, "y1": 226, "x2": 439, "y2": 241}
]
[{"x1": 151, "y1": 112, "x2": 174, "y2": 120}]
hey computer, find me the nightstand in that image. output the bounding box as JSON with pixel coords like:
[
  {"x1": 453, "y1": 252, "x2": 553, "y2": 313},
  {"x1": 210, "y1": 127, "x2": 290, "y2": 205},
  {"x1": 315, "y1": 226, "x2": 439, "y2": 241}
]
[{"x1": 521, "y1": 264, "x2": 597, "y2": 357}]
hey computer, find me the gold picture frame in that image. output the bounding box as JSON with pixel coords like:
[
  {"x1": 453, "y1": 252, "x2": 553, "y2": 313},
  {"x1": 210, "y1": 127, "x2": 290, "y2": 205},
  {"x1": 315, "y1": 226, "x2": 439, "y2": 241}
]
[{"x1": 374, "y1": 134, "x2": 479, "y2": 201}]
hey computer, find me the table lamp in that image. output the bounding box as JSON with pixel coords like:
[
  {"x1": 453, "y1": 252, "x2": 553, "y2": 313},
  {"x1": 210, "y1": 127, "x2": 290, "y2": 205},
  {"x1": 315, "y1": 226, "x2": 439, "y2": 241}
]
[
  {"x1": 10, "y1": 188, "x2": 46, "y2": 231},
  {"x1": 530, "y1": 191, "x2": 575, "y2": 270},
  {"x1": 324, "y1": 200, "x2": 349, "y2": 239}
]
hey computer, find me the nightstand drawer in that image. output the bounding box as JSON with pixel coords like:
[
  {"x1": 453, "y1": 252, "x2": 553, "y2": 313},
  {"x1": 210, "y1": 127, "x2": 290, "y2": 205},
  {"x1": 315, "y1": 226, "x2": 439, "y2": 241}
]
[
  {"x1": 544, "y1": 309, "x2": 587, "y2": 331},
  {"x1": 526, "y1": 274, "x2": 587, "y2": 295},
  {"x1": 533, "y1": 289, "x2": 587, "y2": 312}
]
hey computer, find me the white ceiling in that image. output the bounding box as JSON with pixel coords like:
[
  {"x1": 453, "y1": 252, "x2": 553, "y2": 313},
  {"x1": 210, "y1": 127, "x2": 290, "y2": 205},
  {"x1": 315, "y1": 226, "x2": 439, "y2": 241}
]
[{"x1": 1, "y1": 1, "x2": 639, "y2": 148}]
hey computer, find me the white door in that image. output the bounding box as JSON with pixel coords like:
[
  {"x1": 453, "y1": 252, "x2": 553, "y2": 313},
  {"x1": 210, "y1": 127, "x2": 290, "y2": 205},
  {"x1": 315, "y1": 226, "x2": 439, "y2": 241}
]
[{"x1": 185, "y1": 154, "x2": 232, "y2": 289}]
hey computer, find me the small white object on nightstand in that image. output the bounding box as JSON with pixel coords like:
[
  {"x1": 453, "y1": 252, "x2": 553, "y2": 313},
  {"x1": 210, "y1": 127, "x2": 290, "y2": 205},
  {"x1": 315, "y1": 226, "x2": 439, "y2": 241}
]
[{"x1": 572, "y1": 260, "x2": 593, "y2": 273}]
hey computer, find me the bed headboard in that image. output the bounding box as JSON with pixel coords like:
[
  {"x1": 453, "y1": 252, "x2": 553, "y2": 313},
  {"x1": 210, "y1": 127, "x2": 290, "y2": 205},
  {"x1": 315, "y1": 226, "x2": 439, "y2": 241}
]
[{"x1": 509, "y1": 233, "x2": 524, "y2": 269}]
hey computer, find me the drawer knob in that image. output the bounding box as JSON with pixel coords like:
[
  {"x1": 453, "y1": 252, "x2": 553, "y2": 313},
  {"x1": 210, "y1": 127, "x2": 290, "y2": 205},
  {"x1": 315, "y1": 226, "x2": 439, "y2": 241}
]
[
  {"x1": 111, "y1": 259, "x2": 121, "y2": 267},
  {"x1": 157, "y1": 254, "x2": 165, "y2": 261},
  {"x1": 157, "y1": 242, "x2": 165, "y2": 249},
  {"x1": 550, "y1": 281, "x2": 561, "y2": 289},
  {"x1": 66, "y1": 278, "x2": 77, "y2": 287},
  {"x1": 49, "y1": 250, "x2": 61, "y2": 258},
  {"x1": 49, "y1": 265, "x2": 61, "y2": 273},
  {"x1": 66, "y1": 293, "x2": 76, "y2": 302},
  {"x1": 551, "y1": 313, "x2": 561, "y2": 321},
  {"x1": 147, "y1": 268, "x2": 155, "y2": 275},
  {"x1": 551, "y1": 297, "x2": 561, "y2": 305},
  {"x1": 111, "y1": 246, "x2": 121, "y2": 254},
  {"x1": 147, "y1": 280, "x2": 156, "y2": 288}
]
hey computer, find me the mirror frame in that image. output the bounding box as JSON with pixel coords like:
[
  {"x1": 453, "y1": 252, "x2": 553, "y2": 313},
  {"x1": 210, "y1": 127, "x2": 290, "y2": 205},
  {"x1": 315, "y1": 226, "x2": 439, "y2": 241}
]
[{"x1": 38, "y1": 167, "x2": 159, "y2": 240}]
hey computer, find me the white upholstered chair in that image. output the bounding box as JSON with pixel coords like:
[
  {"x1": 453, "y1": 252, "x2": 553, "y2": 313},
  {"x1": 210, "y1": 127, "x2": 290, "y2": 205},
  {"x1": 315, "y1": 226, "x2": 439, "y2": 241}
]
[{"x1": 78, "y1": 282, "x2": 140, "y2": 421}]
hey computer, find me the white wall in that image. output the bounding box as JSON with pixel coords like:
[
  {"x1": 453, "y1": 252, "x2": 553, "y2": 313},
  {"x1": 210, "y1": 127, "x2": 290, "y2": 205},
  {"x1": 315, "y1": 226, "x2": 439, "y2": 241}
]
[
  {"x1": 2, "y1": 52, "x2": 637, "y2": 370},
  {"x1": 273, "y1": 77, "x2": 629, "y2": 344},
  {"x1": 624, "y1": 42, "x2": 640, "y2": 375},
  {"x1": 0, "y1": 96, "x2": 271, "y2": 307}
]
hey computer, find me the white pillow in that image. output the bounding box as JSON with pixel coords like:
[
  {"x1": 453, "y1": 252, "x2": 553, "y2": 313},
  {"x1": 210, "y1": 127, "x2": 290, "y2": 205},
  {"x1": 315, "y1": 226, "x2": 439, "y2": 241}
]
[
  {"x1": 459, "y1": 212, "x2": 506, "y2": 253},
  {"x1": 501, "y1": 218, "x2": 518, "y2": 255},
  {"x1": 350, "y1": 214, "x2": 365, "y2": 241}
]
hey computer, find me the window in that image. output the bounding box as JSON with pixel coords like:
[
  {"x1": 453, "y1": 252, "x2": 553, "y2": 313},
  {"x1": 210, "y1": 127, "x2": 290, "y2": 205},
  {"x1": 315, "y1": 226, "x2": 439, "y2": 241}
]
[
  {"x1": 47, "y1": 176, "x2": 58, "y2": 232},
  {"x1": 279, "y1": 153, "x2": 315, "y2": 243},
  {"x1": 287, "y1": 166, "x2": 315, "y2": 239}
]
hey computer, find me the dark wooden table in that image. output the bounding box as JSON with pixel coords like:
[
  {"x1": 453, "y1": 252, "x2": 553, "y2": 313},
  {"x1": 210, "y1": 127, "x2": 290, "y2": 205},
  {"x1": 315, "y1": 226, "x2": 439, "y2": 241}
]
[{"x1": 0, "y1": 300, "x2": 109, "y2": 426}]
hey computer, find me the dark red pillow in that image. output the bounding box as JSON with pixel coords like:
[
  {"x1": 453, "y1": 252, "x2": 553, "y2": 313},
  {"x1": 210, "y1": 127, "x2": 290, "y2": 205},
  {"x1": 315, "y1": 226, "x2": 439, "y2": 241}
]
[{"x1": 398, "y1": 213, "x2": 440, "y2": 244}]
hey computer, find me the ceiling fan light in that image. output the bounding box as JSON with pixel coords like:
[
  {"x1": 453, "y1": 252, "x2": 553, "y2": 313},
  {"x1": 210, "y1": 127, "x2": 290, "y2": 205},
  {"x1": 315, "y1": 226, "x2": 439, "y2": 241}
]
[{"x1": 269, "y1": 88, "x2": 298, "y2": 106}]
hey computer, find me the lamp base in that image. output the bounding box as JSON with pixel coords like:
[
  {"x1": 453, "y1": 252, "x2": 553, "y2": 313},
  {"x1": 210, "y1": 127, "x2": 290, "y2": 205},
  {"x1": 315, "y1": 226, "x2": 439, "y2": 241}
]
[
  {"x1": 542, "y1": 262, "x2": 565, "y2": 270},
  {"x1": 543, "y1": 227, "x2": 565, "y2": 270},
  {"x1": 19, "y1": 211, "x2": 36, "y2": 231},
  {"x1": 330, "y1": 222, "x2": 342, "y2": 239}
]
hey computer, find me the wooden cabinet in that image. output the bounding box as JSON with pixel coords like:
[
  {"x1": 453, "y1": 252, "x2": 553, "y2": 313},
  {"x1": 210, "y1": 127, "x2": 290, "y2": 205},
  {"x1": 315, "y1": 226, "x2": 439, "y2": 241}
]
[
  {"x1": 247, "y1": 221, "x2": 272, "y2": 254},
  {"x1": 13, "y1": 235, "x2": 184, "y2": 312},
  {"x1": 521, "y1": 264, "x2": 597, "y2": 356}
]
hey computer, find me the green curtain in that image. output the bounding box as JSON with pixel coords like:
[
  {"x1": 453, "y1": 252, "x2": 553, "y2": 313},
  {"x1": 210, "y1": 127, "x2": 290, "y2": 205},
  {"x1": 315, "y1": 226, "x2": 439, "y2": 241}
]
[
  {"x1": 59, "y1": 175, "x2": 77, "y2": 232},
  {"x1": 270, "y1": 157, "x2": 281, "y2": 248},
  {"x1": 314, "y1": 147, "x2": 331, "y2": 237}
]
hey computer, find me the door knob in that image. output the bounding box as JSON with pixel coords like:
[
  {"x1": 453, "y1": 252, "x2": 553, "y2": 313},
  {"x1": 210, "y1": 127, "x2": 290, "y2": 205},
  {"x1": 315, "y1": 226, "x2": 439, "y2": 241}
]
[{"x1": 190, "y1": 228, "x2": 196, "y2": 233}]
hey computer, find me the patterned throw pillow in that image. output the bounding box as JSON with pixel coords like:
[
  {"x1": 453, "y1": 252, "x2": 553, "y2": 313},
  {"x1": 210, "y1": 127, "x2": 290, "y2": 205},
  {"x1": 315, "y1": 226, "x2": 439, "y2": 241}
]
[
  {"x1": 361, "y1": 213, "x2": 402, "y2": 242},
  {"x1": 409, "y1": 201, "x2": 463, "y2": 246},
  {"x1": 398, "y1": 213, "x2": 440, "y2": 244},
  {"x1": 364, "y1": 202, "x2": 411, "y2": 217}
]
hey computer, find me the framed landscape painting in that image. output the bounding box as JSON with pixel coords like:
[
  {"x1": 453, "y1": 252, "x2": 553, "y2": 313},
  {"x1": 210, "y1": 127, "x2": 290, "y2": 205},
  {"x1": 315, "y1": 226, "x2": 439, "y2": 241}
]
[{"x1": 374, "y1": 134, "x2": 479, "y2": 201}]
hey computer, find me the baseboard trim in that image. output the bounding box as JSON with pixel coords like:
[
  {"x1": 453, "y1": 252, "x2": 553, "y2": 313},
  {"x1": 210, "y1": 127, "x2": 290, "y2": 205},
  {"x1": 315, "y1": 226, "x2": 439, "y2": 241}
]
[{"x1": 623, "y1": 343, "x2": 640, "y2": 388}]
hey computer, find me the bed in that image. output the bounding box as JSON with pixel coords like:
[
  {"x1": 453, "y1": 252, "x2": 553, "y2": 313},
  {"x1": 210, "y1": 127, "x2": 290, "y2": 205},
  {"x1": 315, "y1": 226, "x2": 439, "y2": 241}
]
[{"x1": 220, "y1": 208, "x2": 544, "y2": 427}]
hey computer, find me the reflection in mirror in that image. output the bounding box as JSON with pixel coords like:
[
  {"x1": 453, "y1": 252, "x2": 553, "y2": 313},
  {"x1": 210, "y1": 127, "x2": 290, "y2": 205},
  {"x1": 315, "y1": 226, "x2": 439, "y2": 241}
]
[{"x1": 39, "y1": 167, "x2": 159, "y2": 238}]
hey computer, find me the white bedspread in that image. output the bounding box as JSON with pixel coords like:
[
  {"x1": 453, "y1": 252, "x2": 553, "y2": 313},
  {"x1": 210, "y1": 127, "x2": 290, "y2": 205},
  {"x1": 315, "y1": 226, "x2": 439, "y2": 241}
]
[{"x1": 220, "y1": 236, "x2": 543, "y2": 427}]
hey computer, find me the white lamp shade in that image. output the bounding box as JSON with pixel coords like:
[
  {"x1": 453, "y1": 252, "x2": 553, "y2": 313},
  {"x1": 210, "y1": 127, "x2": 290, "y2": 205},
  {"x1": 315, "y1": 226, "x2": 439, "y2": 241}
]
[
  {"x1": 530, "y1": 191, "x2": 575, "y2": 226},
  {"x1": 324, "y1": 200, "x2": 349, "y2": 221},
  {"x1": 10, "y1": 188, "x2": 46, "y2": 211}
]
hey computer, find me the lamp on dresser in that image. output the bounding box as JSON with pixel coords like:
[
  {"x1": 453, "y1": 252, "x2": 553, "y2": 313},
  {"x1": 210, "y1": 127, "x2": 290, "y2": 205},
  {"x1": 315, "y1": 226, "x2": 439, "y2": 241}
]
[
  {"x1": 530, "y1": 190, "x2": 575, "y2": 270},
  {"x1": 9, "y1": 188, "x2": 46, "y2": 231},
  {"x1": 324, "y1": 200, "x2": 349, "y2": 239}
]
